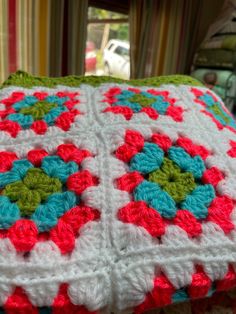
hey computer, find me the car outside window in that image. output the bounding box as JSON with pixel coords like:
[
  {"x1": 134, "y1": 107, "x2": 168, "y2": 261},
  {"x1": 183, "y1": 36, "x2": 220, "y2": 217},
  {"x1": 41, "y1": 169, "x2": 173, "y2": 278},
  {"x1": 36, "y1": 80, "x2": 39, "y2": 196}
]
[{"x1": 114, "y1": 46, "x2": 129, "y2": 57}]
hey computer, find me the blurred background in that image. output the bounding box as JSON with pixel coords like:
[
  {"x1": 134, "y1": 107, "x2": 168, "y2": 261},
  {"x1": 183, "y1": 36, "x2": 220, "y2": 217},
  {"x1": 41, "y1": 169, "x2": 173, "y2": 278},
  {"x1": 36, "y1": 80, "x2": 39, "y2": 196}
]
[{"x1": 1, "y1": 0, "x2": 236, "y2": 110}]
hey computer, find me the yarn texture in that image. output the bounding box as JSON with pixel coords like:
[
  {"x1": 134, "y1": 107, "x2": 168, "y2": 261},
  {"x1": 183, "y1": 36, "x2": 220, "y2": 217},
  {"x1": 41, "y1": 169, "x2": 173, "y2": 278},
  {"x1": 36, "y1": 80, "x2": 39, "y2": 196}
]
[{"x1": 0, "y1": 71, "x2": 235, "y2": 313}]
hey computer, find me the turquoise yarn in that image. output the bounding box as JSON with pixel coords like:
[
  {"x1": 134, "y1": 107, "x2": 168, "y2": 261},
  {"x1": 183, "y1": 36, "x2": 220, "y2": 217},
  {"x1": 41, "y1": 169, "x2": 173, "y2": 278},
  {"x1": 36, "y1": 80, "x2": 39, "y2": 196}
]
[
  {"x1": 181, "y1": 185, "x2": 215, "y2": 219},
  {"x1": 43, "y1": 106, "x2": 67, "y2": 125},
  {"x1": 134, "y1": 180, "x2": 176, "y2": 218},
  {"x1": 130, "y1": 143, "x2": 164, "y2": 174},
  {"x1": 114, "y1": 90, "x2": 170, "y2": 114},
  {"x1": 13, "y1": 100, "x2": 32, "y2": 110},
  {"x1": 32, "y1": 191, "x2": 77, "y2": 232},
  {"x1": 24, "y1": 95, "x2": 38, "y2": 105},
  {"x1": 6, "y1": 113, "x2": 34, "y2": 129},
  {"x1": 151, "y1": 96, "x2": 169, "y2": 114},
  {"x1": 168, "y1": 147, "x2": 205, "y2": 179},
  {"x1": 41, "y1": 156, "x2": 78, "y2": 183},
  {"x1": 0, "y1": 160, "x2": 33, "y2": 188},
  {"x1": 116, "y1": 101, "x2": 142, "y2": 113},
  {"x1": 200, "y1": 94, "x2": 215, "y2": 106},
  {"x1": 172, "y1": 289, "x2": 189, "y2": 303},
  {"x1": 0, "y1": 196, "x2": 20, "y2": 228}
]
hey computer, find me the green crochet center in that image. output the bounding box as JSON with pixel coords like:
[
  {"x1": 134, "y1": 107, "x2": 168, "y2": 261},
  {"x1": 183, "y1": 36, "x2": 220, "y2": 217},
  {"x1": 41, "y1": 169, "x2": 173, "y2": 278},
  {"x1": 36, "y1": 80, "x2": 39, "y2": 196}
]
[
  {"x1": 3, "y1": 168, "x2": 62, "y2": 216},
  {"x1": 148, "y1": 157, "x2": 196, "y2": 203},
  {"x1": 129, "y1": 94, "x2": 156, "y2": 107},
  {"x1": 19, "y1": 101, "x2": 57, "y2": 120}
]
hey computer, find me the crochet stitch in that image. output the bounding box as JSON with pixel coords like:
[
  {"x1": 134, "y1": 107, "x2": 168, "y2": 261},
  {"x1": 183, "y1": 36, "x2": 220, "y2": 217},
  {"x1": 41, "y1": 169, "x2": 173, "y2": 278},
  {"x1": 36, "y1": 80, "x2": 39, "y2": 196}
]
[
  {"x1": 0, "y1": 91, "x2": 80, "y2": 136},
  {"x1": 0, "y1": 71, "x2": 236, "y2": 314}
]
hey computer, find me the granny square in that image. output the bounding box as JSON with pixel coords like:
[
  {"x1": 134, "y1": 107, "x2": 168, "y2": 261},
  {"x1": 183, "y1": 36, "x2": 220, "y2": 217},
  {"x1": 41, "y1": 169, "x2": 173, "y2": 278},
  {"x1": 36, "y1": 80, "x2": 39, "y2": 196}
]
[{"x1": 0, "y1": 72, "x2": 236, "y2": 313}]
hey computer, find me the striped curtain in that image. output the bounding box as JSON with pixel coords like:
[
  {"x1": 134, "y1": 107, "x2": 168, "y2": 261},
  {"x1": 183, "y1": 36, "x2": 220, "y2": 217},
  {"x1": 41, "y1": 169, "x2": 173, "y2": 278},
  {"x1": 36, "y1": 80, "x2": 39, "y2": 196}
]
[
  {"x1": 0, "y1": 0, "x2": 88, "y2": 83},
  {"x1": 129, "y1": 0, "x2": 224, "y2": 78}
]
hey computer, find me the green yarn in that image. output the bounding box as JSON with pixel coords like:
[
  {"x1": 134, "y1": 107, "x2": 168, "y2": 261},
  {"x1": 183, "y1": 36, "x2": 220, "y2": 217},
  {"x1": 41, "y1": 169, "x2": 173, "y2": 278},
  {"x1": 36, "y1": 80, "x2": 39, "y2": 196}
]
[
  {"x1": 129, "y1": 94, "x2": 156, "y2": 107},
  {"x1": 148, "y1": 158, "x2": 196, "y2": 203},
  {"x1": 211, "y1": 104, "x2": 230, "y2": 124},
  {"x1": 19, "y1": 101, "x2": 57, "y2": 120},
  {"x1": 3, "y1": 168, "x2": 62, "y2": 216},
  {"x1": 1, "y1": 70, "x2": 202, "y2": 89}
]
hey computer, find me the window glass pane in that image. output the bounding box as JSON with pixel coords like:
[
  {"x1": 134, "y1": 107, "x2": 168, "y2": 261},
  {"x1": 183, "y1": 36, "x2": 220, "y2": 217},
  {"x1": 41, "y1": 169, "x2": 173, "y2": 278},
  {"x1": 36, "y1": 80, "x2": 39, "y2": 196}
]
[
  {"x1": 114, "y1": 46, "x2": 122, "y2": 55},
  {"x1": 86, "y1": 7, "x2": 130, "y2": 79}
]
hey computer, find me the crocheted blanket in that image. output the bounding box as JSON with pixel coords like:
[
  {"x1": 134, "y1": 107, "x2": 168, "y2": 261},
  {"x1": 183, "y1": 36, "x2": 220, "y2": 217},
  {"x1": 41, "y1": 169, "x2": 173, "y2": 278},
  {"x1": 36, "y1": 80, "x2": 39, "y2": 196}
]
[{"x1": 0, "y1": 71, "x2": 235, "y2": 314}]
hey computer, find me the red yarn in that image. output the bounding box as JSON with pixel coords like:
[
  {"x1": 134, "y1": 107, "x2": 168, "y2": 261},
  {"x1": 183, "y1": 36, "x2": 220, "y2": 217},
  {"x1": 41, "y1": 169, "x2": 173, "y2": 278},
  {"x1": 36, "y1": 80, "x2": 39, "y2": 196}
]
[
  {"x1": 33, "y1": 92, "x2": 48, "y2": 100},
  {"x1": 0, "y1": 151, "x2": 18, "y2": 172},
  {"x1": 53, "y1": 283, "x2": 97, "y2": 314},
  {"x1": 116, "y1": 144, "x2": 137, "y2": 163},
  {"x1": 2, "y1": 92, "x2": 25, "y2": 106},
  {"x1": 125, "y1": 130, "x2": 145, "y2": 150},
  {"x1": 128, "y1": 87, "x2": 141, "y2": 93},
  {"x1": 227, "y1": 140, "x2": 236, "y2": 158},
  {"x1": 147, "y1": 89, "x2": 169, "y2": 98},
  {"x1": 8, "y1": 220, "x2": 38, "y2": 252},
  {"x1": 0, "y1": 107, "x2": 15, "y2": 119},
  {"x1": 55, "y1": 110, "x2": 80, "y2": 131},
  {"x1": 27, "y1": 149, "x2": 48, "y2": 167},
  {"x1": 67, "y1": 170, "x2": 97, "y2": 195},
  {"x1": 4, "y1": 287, "x2": 38, "y2": 314},
  {"x1": 173, "y1": 210, "x2": 202, "y2": 237},
  {"x1": 0, "y1": 120, "x2": 21, "y2": 137},
  {"x1": 166, "y1": 106, "x2": 183, "y2": 122},
  {"x1": 50, "y1": 220, "x2": 75, "y2": 254},
  {"x1": 151, "y1": 133, "x2": 172, "y2": 152},
  {"x1": 202, "y1": 167, "x2": 224, "y2": 186},
  {"x1": 103, "y1": 106, "x2": 133, "y2": 120},
  {"x1": 176, "y1": 137, "x2": 210, "y2": 160},
  {"x1": 0, "y1": 229, "x2": 8, "y2": 239},
  {"x1": 101, "y1": 97, "x2": 116, "y2": 105},
  {"x1": 134, "y1": 275, "x2": 175, "y2": 313},
  {"x1": 191, "y1": 87, "x2": 203, "y2": 97},
  {"x1": 118, "y1": 201, "x2": 165, "y2": 237},
  {"x1": 52, "y1": 206, "x2": 100, "y2": 253},
  {"x1": 31, "y1": 120, "x2": 48, "y2": 135},
  {"x1": 61, "y1": 206, "x2": 100, "y2": 234},
  {"x1": 207, "y1": 196, "x2": 234, "y2": 234},
  {"x1": 188, "y1": 266, "x2": 211, "y2": 299},
  {"x1": 56, "y1": 92, "x2": 78, "y2": 98},
  {"x1": 140, "y1": 107, "x2": 158, "y2": 120},
  {"x1": 104, "y1": 87, "x2": 122, "y2": 98},
  {"x1": 116, "y1": 130, "x2": 144, "y2": 162},
  {"x1": 116, "y1": 172, "x2": 143, "y2": 192},
  {"x1": 57, "y1": 144, "x2": 91, "y2": 165},
  {"x1": 216, "y1": 265, "x2": 236, "y2": 291},
  {"x1": 64, "y1": 99, "x2": 79, "y2": 110}
]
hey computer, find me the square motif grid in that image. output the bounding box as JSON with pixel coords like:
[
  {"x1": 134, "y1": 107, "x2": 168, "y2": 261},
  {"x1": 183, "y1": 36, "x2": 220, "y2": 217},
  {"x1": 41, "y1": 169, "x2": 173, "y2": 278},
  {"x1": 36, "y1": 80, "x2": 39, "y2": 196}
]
[{"x1": 0, "y1": 78, "x2": 236, "y2": 314}]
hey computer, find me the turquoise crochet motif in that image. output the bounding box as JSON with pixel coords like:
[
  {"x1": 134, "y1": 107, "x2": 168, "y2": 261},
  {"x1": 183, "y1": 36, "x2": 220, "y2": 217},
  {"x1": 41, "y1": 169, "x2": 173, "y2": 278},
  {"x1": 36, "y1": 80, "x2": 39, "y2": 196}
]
[
  {"x1": 199, "y1": 93, "x2": 236, "y2": 129},
  {"x1": 130, "y1": 143, "x2": 164, "y2": 174},
  {"x1": 6, "y1": 95, "x2": 69, "y2": 129},
  {"x1": 0, "y1": 155, "x2": 79, "y2": 231},
  {"x1": 113, "y1": 90, "x2": 171, "y2": 114},
  {"x1": 130, "y1": 140, "x2": 215, "y2": 219}
]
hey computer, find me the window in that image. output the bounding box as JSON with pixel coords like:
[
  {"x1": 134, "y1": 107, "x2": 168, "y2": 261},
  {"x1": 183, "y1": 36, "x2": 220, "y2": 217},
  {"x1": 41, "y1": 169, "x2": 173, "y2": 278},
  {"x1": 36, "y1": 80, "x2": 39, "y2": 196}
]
[{"x1": 86, "y1": 7, "x2": 130, "y2": 79}]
